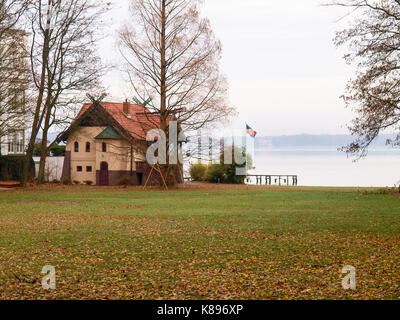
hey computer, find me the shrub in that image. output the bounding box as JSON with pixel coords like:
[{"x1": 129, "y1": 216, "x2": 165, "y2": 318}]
[
  {"x1": 73, "y1": 180, "x2": 81, "y2": 185},
  {"x1": 52, "y1": 179, "x2": 61, "y2": 184},
  {"x1": 62, "y1": 178, "x2": 72, "y2": 185},
  {"x1": 117, "y1": 175, "x2": 138, "y2": 186},
  {"x1": 206, "y1": 163, "x2": 226, "y2": 183},
  {"x1": 84, "y1": 180, "x2": 93, "y2": 186},
  {"x1": 0, "y1": 156, "x2": 35, "y2": 181},
  {"x1": 205, "y1": 146, "x2": 254, "y2": 184},
  {"x1": 206, "y1": 163, "x2": 247, "y2": 184},
  {"x1": 189, "y1": 163, "x2": 208, "y2": 181}
]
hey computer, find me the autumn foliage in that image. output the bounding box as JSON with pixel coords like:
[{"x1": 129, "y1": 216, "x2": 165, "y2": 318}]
[{"x1": 332, "y1": 0, "x2": 400, "y2": 156}]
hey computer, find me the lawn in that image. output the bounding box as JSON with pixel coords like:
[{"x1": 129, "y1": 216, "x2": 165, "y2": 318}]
[{"x1": 0, "y1": 184, "x2": 399, "y2": 300}]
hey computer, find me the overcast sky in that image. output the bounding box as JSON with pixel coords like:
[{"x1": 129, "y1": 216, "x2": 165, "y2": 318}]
[{"x1": 100, "y1": 0, "x2": 353, "y2": 136}]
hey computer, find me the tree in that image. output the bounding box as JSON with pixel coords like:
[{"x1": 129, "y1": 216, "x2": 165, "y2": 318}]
[
  {"x1": 33, "y1": 141, "x2": 65, "y2": 157},
  {"x1": 21, "y1": 0, "x2": 109, "y2": 186},
  {"x1": 0, "y1": 1, "x2": 29, "y2": 145},
  {"x1": 331, "y1": 0, "x2": 400, "y2": 157},
  {"x1": 119, "y1": 0, "x2": 235, "y2": 184}
]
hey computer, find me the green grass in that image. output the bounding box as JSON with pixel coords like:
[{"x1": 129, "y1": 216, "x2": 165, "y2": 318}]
[{"x1": 0, "y1": 185, "x2": 399, "y2": 299}]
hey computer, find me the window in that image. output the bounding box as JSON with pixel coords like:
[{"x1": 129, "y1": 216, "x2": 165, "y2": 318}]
[
  {"x1": 86, "y1": 142, "x2": 91, "y2": 152},
  {"x1": 102, "y1": 142, "x2": 107, "y2": 152},
  {"x1": 8, "y1": 88, "x2": 23, "y2": 108},
  {"x1": 7, "y1": 134, "x2": 18, "y2": 154},
  {"x1": 74, "y1": 142, "x2": 79, "y2": 152},
  {"x1": 77, "y1": 166, "x2": 83, "y2": 172},
  {"x1": 19, "y1": 140, "x2": 24, "y2": 153},
  {"x1": 86, "y1": 166, "x2": 92, "y2": 172}
]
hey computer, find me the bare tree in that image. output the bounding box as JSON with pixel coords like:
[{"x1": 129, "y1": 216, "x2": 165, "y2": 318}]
[
  {"x1": 119, "y1": 0, "x2": 235, "y2": 184},
  {"x1": 0, "y1": 1, "x2": 30, "y2": 146},
  {"x1": 21, "y1": 0, "x2": 109, "y2": 185},
  {"x1": 330, "y1": 0, "x2": 400, "y2": 157}
]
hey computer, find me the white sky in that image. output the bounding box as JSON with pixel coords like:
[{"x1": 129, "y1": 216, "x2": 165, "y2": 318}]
[{"x1": 100, "y1": 0, "x2": 354, "y2": 136}]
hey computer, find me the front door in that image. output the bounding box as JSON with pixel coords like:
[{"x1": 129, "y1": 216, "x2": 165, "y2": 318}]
[
  {"x1": 137, "y1": 172, "x2": 143, "y2": 185},
  {"x1": 99, "y1": 162, "x2": 109, "y2": 186}
]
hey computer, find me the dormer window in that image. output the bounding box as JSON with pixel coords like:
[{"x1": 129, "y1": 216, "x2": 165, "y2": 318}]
[
  {"x1": 102, "y1": 142, "x2": 107, "y2": 152},
  {"x1": 74, "y1": 142, "x2": 79, "y2": 152}
]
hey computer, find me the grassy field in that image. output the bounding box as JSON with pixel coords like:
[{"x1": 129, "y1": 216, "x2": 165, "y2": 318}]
[{"x1": 0, "y1": 184, "x2": 399, "y2": 300}]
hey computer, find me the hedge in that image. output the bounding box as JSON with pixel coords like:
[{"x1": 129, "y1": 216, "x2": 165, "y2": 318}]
[{"x1": 0, "y1": 156, "x2": 35, "y2": 181}]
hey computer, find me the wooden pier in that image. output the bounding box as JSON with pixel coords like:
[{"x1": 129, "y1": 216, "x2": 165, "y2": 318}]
[{"x1": 246, "y1": 175, "x2": 298, "y2": 186}]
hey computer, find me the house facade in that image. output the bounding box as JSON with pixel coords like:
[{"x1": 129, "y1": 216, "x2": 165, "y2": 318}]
[
  {"x1": 0, "y1": 130, "x2": 25, "y2": 156},
  {"x1": 0, "y1": 29, "x2": 29, "y2": 157},
  {"x1": 59, "y1": 101, "x2": 182, "y2": 186}
]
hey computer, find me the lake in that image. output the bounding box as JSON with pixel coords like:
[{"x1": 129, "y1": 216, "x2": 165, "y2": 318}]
[{"x1": 247, "y1": 147, "x2": 400, "y2": 187}]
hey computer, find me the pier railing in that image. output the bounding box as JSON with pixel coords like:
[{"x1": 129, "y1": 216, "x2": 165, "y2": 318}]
[{"x1": 246, "y1": 175, "x2": 298, "y2": 186}]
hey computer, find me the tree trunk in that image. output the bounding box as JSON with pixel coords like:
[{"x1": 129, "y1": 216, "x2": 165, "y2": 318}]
[
  {"x1": 159, "y1": 0, "x2": 170, "y2": 186},
  {"x1": 22, "y1": 147, "x2": 33, "y2": 186},
  {"x1": 37, "y1": 98, "x2": 52, "y2": 184},
  {"x1": 21, "y1": 111, "x2": 43, "y2": 186},
  {"x1": 130, "y1": 145, "x2": 133, "y2": 176},
  {"x1": 21, "y1": 17, "x2": 50, "y2": 187},
  {"x1": 160, "y1": 0, "x2": 166, "y2": 130},
  {"x1": 37, "y1": 128, "x2": 49, "y2": 184}
]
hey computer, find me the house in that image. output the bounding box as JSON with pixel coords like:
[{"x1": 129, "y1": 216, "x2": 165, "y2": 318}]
[
  {"x1": 0, "y1": 29, "x2": 29, "y2": 157},
  {"x1": 58, "y1": 101, "x2": 183, "y2": 186},
  {"x1": 0, "y1": 130, "x2": 25, "y2": 156}
]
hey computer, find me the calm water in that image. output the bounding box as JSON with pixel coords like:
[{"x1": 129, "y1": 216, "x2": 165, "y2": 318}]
[{"x1": 247, "y1": 147, "x2": 400, "y2": 187}]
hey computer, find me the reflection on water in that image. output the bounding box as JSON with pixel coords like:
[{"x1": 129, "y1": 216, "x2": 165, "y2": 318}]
[{"x1": 248, "y1": 147, "x2": 400, "y2": 187}]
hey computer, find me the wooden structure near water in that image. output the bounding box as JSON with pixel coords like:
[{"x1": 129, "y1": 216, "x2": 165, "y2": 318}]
[{"x1": 247, "y1": 175, "x2": 298, "y2": 186}]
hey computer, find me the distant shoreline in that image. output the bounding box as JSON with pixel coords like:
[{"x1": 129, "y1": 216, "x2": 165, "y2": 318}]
[{"x1": 255, "y1": 134, "x2": 397, "y2": 148}]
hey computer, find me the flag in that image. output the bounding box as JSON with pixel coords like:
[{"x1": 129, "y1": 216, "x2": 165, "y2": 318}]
[{"x1": 246, "y1": 124, "x2": 257, "y2": 138}]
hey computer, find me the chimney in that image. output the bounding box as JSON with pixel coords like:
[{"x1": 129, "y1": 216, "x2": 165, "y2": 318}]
[{"x1": 123, "y1": 99, "x2": 131, "y2": 118}]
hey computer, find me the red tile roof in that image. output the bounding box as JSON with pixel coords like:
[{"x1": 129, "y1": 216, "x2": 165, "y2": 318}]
[{"x1": 76, "y1": 102, "x2": 169, "y2": 141}]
